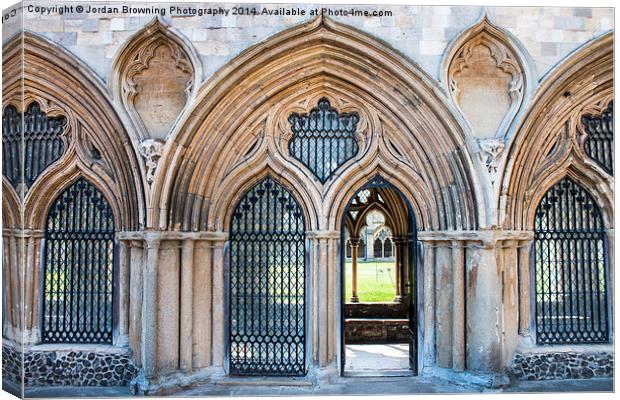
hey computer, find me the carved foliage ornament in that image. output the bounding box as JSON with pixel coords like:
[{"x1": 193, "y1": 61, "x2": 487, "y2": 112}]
[
  {"x1": 123, "y1": 36, "x2": 193, "y2": 140},
  {"x1": 449, "y1": 31, "x2": 524, "y2": 138},
  {"x1": 139, "y1": 139, "x2": 165, "y2": 185}
]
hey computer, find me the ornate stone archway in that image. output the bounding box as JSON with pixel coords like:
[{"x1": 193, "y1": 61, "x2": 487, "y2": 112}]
[{"x1": 497, "y1": 32, "x2": 614, "y2": 359}]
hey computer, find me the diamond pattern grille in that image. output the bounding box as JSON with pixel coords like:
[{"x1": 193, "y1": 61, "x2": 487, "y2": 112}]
[
  {"x1": 534, "y1": 177, "x2": 609, "y2": 344},
  {"x1": 582, "y1": 101, "x2": 613, "y2": 175},
  {"x1": 229, "y1": 177, "x2": 306, "y2": 376},
  {"x1": 2, "y1": 103, "x2": 66, "y2": 189},
  {"x1": 42, "y1": 178, "x2": 115, "y2": 344},
  {"x1": 288, "y1": 98, "x2": 359, "y2": 184}
]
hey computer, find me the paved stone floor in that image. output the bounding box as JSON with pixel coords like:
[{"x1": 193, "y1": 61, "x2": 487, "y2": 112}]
[
  {"x1": 345, "y1": 343, "x2": 411, "y2": 376},
  {"x1": 10, "y1": 376, "x2": 612, "y2": 398}
]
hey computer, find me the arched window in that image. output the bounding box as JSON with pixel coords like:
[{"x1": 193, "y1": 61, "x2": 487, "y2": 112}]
[
  {"x1": 384, "y1": 238, "x2": 393, "y2": 258},
  {"x1": 2, "y1": 103, "x2": 66, "y2": 189},
  {"x1": 534, "y1": 177, "x2": 609, "y2": 344},
  {"x1": 373, "y1": 238, "x2": 383, "y2": 258},
  {"x1": 229, "y1": 176, "x2": 306, "y2": 376},
  {"x1": 582, "y1": 101, "x2": 613, "y2": 175},
  {"x1": 288, "y1": 98, "x2": 359, "y2": 183},
  {"x1": 358, "y1": 239, "x2": 366, "y2": 260},
  {"x1": 42, "y1": 178, "x2": 115, "y2": 344}
]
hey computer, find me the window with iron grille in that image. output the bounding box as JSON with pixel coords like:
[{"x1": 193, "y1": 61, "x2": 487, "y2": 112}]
[
  {"x1": 374, "y1": 238, "x2": 383, "y2": 258},
  {"x1": 533, "y1": 177, "x2": 609, "y2": 344},
  {"x1": 229, "y1": 176, "x2": 306, "y2": 376},
  {"x1": 2, "y1": 102, "x2": 66, "y2": 189},
  {"x1": 582, "y1": 101, "x2": 613, "y2": 175},
  {"x1": 384, "y1": 238, "x2": 393, "y2": 258},
  {"x1": 42, "y1": 178, "x2": 115, "y2": 344},
  {"x1": 288, "y1": 98, "x2": 359, "y2": 183}
]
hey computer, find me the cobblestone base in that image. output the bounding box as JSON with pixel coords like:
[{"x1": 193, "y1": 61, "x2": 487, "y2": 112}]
[
  {"x1": 2, "y1": 344, "x2": 137, "y2": 386},
  {"x1": 2, "y1": 343, "x2": 23, "y2": 386},
  {"x1": 509, "y1": 351, "x2": 613, "y2": 380}
]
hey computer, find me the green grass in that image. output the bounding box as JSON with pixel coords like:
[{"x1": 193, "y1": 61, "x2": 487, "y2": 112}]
[{"x1": 345, "y1": 260, "x2": 397, "y2": 303}]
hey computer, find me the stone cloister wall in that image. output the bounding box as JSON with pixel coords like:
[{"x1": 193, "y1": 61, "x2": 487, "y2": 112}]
[{"x1": 1, "y1": 2, "x2": 614, "y2": 394}]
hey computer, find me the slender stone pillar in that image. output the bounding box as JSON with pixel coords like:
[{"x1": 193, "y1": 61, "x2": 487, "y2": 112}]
[
  {"x1": 349, "y1": 237, "x2": 360, "y2": 303},
  {"x1": 211, "y1": 241, "x2": 225, "y2": 367},
  {"x1": 193, "y1": 240, "x2": 212, "y2": 368},
  {"x1": 451, "y1": 241, "x2": 465, "y2": 371},
  {"x1": 318, "y1": 237, "x2": 329, "y2": 366},
  {"x1": 421, "y1": 241, "x2": 436, "y2": 367},
  {"x1": 118, "y1": 240, "x2": 130, "y2": 340},
  {"x1": 23, "y1": 236, "x2": 35, "y2": 335},
  {"x1": 393, "y1": 237, "x2": 405, "y2": 303},
  {"x1": 129, "y1": 240, "x2": 144, "y2": 367},
  {"x1": 180, "y1": 239, "x2": 194, "y2": 372},
  {"x1": 142, "y1": 237, "x2": 160, "y2": 378},
  {"x1": 516, "y1": 236, "x2": 534, "y2": 341}
]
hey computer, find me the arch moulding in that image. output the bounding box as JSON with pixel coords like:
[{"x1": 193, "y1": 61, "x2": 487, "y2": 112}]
[
  {"x1": 2, "y1": 31, "x2": 146, "y2": 231},
  {"x1": 498, "y1": 32, "x2": 613, "y2": 231},
  {"x1": 151, "y1": 16, "x2": 483, "y2": 233}
]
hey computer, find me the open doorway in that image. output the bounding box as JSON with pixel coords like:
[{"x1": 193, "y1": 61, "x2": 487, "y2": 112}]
[{"x1": 340, "y1": 177, "x2": 417, "y2": 377}]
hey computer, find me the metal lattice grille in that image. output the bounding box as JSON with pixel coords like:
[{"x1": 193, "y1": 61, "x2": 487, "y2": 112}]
[
  {"x1": 534, "y1": 177, "x2": 609, "y2": 344},
  {"x1": 288, "y1": 98, "x2": 359, "y2": 183},
  {"x1": 2, "y1": 103, "x2": 66, "y2": 188},
  {"x1": 229, "y1": 177, "x2": 306, "y2": 376},
  {"x1": 582, "y1": 101, "x2": 613, "y2": 175},
  {"x1": 42, "y1": 178, "x2": 115, "y2": 344}
]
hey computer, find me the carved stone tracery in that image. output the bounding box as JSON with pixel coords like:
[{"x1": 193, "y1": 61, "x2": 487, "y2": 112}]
[
  {"x1": 111, "y1": 18, "x2": 198, "y2": 143},
  {"x1": 448, "y1": 19, "x2": 525, "y2": 138},
  {"x1": 125, "y1": 42, "x2": 193, "y2": 139}
]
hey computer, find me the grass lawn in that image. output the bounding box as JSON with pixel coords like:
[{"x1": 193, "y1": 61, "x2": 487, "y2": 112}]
[{"x1": 345, "y1": 260, "x2": 396, "y2": 303}]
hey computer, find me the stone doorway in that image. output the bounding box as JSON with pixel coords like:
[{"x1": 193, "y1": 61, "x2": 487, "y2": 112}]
[{"x1": 340, "y1": 177, "x2": 418, "y2": 376}]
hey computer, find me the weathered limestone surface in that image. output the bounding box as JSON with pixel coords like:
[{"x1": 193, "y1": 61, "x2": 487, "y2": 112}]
[
  {"x1": 11, "y1": 3, "x2": 613, "y2": 86},
  {"x1": 1, "y1": 2, "x2": 614, "y2": 394}
]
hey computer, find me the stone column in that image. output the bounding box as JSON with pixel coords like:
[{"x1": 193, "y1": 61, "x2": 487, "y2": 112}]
[
  {"x1": 451, "y1": 241, "x2": 465, "y2": 371},
  {"x1": 517, "y1": 240, "x2": 531, "y2": 336},
  {"x1": 118, "y1": 240, "x2": 130, "y2": 342},
  {"x1": 349, "y1": 237, "x2": 360, "y2": 303},
  {"x1": 142, "y1": 236, "x2": 160, "y2": 378},
  {"x1": 393, "y1": 237, "x2": 405, "y2": 303},
  {"x1": 211, "y1": 240, "x2": 226, "y2": 367},
  {"x1": 180, "y1": 239, "x2": 194, "y2": 372},
  {"x1": 307, "y1": 230, "x2": 340, "y2": 368},
  {"x1": 421, "y1": 240, "x2": 435, "y2": 367},
  {"x1": 465, "y1": 240, "x2": 503, "y2": 372},
  {"x1": 129, "y1": 239, "x2": 144, "y2": 367},
  {"x1": 192, "y1": 240, "x2": 212, "y2": 368},
  {"x1": 318, "y1": 236, "x2": 329, "y2": 365}
]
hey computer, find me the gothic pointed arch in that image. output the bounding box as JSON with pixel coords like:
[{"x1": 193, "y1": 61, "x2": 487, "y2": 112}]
[
  {"x1": 151, "y1": 16, "x2": 482, "y2": 232},
  {"x1": 2, "y1": 32, "x2": 145, "y2": 230},
  {"x1": 109, "y1": 17, "x2": 202, "y2": 143},
  {"x1": 499, "y1": 32, "x2": 613, "y2": 230},
  {"x1": 444, "y1": 16, "x2": 533, "y2": 139}
]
